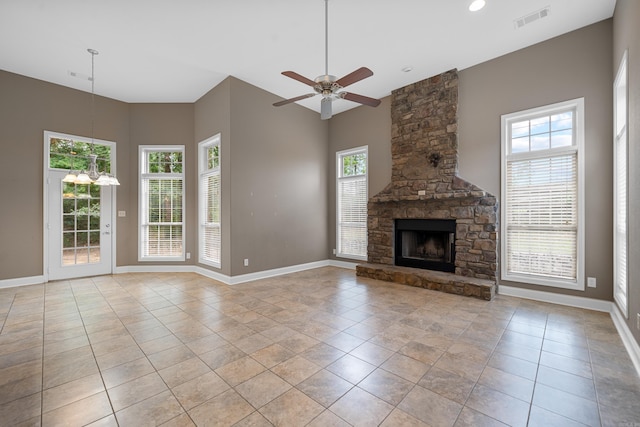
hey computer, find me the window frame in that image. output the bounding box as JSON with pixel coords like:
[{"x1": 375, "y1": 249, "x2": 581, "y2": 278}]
[
  {"x1": 138, "y1": 145, "x2": 186, "y2": 262},
  {"x1": 500, "y1": 98, "x2": 585, "y2": 290},
  {"x1": 336, "y1": 146, "x2": 368, "y2": 261},
  {"x1": 198, "y1": 135, "x2": 221, "y2": 268},
  {"x1": 613, "y1": 51, "x2": 629, "y2": 317}
]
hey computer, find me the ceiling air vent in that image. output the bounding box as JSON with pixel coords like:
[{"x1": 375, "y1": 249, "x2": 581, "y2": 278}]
[{"x1": 514, "y1": 6, "x2": 550, "y2": 29}]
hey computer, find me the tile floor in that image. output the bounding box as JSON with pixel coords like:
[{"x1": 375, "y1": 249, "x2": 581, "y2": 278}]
[{"x1": 0, "y1": 267, "x2": 639, "y2": 426}]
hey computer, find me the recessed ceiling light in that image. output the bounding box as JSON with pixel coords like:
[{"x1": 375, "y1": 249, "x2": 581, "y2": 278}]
[
  {"x1": 401, "y1": 66, "x2": 413, "y2": 73},
  {"x1": 469, "y1": 0, "x2": 486, "y2": 12}
]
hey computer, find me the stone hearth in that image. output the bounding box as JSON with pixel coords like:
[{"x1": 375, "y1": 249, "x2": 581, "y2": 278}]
[
  {"x1": 356, "y1": 69, "x2": 498, "y2": 300},
  {"x1": 356, "y1": 263, "x2": 495, "y2": 301}
]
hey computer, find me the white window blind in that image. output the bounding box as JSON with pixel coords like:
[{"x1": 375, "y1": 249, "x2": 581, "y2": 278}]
[
  {"x1": 506, "y1": 154, "x2": 577, "y2": 280},
  {"x1": 501, "y1": 99, "x2": 584, "y2": 289},
  {"x1": 198, "y1": 136, "x2": 221, "y2": 267},
  {"x1": 614, "y1": 51, "x2": 628, "y2": 315},
  {"x1": 337, "y1": 147, "x2": 368, "y2": 259},
  {"x1": 139, "y1": 146, "x2": 185, "y2": 261}
]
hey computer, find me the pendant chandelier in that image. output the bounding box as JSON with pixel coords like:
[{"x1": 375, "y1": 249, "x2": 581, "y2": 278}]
[{"x1": 62, "y1": 49, "x2": 120, "y2": 186}]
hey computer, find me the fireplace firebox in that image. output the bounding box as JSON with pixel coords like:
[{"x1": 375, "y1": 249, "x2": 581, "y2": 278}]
[{"x1": 394, "y1": 219, "x2": 456, "y2": 272}]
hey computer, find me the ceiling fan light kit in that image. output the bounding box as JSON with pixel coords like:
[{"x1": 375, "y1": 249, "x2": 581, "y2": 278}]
[{"x1": 273, "y1": 0, "x2": 381, "y2": 120}]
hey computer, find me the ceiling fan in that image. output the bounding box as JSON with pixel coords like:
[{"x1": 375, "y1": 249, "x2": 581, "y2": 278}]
[{"x1": 273, "y1": 0, "x2": 381, "y2": 120}]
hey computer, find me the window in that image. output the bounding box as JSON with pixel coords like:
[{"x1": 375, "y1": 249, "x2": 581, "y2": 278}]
[
  {"x1": 139, "y1": 146, "x2": 185, "y2": 261},
  {"x1": 501, "y1": 99, "x2": 584, "y2": 289},
  {"x1": 614, "y1": 52, "x2": 628, "y2": 316},
  {"x1": 337, "y1": 146, "x2": 368, "y2": 260},
  {"x1": 198, "y1": 135, "x2": 221, "y2": 267},
  {"x1": 48, "y1": 136, "x2": 113, "y2": 174}
]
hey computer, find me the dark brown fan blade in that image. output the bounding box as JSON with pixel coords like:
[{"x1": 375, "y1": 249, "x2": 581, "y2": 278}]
[
  {"x1": 273, "y1": 93, "x2": 317, "y2": 107},
  {"x1": 335, "y1": 67, "x2": 373, "y2": 88},
  {"x1": 281, "y1": 71, "x2": 317, "y2": 87},
  {"x1": 341, "y1": 92, "x2": 381, "y2": 107}
]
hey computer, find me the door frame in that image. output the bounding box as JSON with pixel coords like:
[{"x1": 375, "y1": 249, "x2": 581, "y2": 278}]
[{"x1": 43, "y1": 130, "x2": 118, "y2": 282}]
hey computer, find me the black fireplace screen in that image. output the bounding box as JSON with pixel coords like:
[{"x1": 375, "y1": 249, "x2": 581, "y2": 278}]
[{"x1": 395, "y1": 219, "x2": 456, "y2": 272}]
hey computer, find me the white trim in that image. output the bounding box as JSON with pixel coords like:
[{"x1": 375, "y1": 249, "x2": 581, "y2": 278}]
[
  {"x1": 223, "y1": 260, "x2": 332, "y2": 285},
  {"x1": 500, "y1": 98, "x2": 585, "y2": 290},
  {"x1": 613, "y1": 50, "x2": 629, "y2": 317},
  {"x1": 115, "y1": 260, "x2": 335, "y2": 285},
  {"x1": 0, "y1": 275, "x2": 46, "y2": 289},
  {"x1": 138, "y1": 145, "x2": 186, "y2": 262},
  {"x1": 114, "y1": 265, "x2": 196, "y2": 274},
  {"x1": 498, "y1": 285, "x2": 611, "y2": 312},
  {"x1": 4, "y1": 262, "x2": 354, "y2": 289},
  {"x1": 611, "y1": 303, "x2": 640, "y2": 376},
  {"x1": 198, "y1": 134, "x2": 222, "y2": 268},
  {"x1": 193, "y1": 266, "x2": 229, "y2": 284},
  {"x1": 329, "y1": 260, "x2": 358, "y2": 270},
  {"x1": 43, "y1": 130, "x2": 118, "y2": 282},
  {"x1": 43, "y1": 138, "x2": 50, "y2": 282},
  {"x1": 336, "y1": 145, "x2": 368, "y2": 259}
]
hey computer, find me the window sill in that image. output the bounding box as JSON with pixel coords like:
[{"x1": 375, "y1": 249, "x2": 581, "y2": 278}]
[{"x1": 501, "y1": 271, "x2": 584, "y2": 291}]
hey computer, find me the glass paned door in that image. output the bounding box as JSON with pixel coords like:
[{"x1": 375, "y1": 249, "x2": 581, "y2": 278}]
[
  {"x1": 62, "y1": 180, "x2": 102, "y2": 265},
  {"x1": 49, "y1": 170, "x2": 112, "y2": 280}
]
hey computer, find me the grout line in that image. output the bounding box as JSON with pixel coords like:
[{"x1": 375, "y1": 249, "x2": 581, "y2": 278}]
[{"x1": 68, "y1": 276, "x2": 119, "y2": 426}]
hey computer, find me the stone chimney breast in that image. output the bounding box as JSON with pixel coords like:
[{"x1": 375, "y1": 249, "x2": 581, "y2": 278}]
[{"x1": 365, "y1": 69, "x2": 499, "y2": 282}]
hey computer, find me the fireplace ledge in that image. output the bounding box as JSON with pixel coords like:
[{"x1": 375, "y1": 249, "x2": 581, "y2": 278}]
[{"x1": 356, "y1": 263, "x2": 496, "y2": 301}]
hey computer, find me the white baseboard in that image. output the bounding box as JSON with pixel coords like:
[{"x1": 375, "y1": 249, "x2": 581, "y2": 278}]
[
  {"x1": 0, "y1": 275, "x2": 46, "y2": 289},
  {"x1": 116, "y1": 260, "x2": 353, "y2": 285},
  {"x1": 328, "y1": 260, "x2": 359, "y2": 270},
  {"x1": 498, "y1": 285, "x2": 612, "y2": 312},
  {"x1": 193, "y1": 267, "x2": 230, "y2": 284},
  {"x1": 499, "y1": 284, "x2": 640, "y2": 378},
  {"x1": 222, "y1": 260, "x2": 332, "y2": 285},
  {"x1": 610, "y1": 303, "x2": 640, "y2": 377},
  {"x1": 114, "y1": 265, "x2": 197, "y2": 274},
  {"x1": 0, "y1": 260, "x2": 355, "y2": 290},
  {"x1": 117, "y1": 260, "x2": 355, "y2": 285}
]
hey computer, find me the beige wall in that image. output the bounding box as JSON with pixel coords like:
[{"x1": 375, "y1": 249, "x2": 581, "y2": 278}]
[
  {"x1": 227, "y1": 78, "x2": 329, "y2": 276},
  {"x1": 0, "y1": 70, "x2": 328, "y2": 281},
  {"x1": 194, "y1": 78, "x2": 232, "y2": 275},
  {"x1": 0, "y1": 70, "x2": 130, "y2": 280},
  {"x1": 194, "y1": 77, "x2": 329, "y2": 276},
  {"x1": 613, "y1": 0, "x2": 640, "y2": 343},
  {"x1": 127, "y1": 103, "x2": 195, "y2": 266},
  {"x1": 458, "y1": 19, "x2": 614, "y2": 301},
  {"x1": 327, "y1": 97, "x2": 392, "y2": 259}
]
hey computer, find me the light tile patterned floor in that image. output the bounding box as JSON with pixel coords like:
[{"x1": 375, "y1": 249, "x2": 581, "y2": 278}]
[{"x1": 0, "y1": 267, "x2": 639, "y2": 426}]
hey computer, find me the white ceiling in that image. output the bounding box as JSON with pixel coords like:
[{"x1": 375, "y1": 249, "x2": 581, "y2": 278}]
[{"x1": 0, "y1": 0, "x2": 616, "y2": 117}]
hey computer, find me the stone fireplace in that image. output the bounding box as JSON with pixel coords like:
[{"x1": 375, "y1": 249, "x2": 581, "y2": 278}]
[{"x1": 356, "y1": 69, "x2": 498, "y2": 300}]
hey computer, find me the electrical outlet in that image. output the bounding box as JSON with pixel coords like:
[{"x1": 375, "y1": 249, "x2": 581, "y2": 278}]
[
  {"x1": 587, "y1": 277, "x2": 596, "y2": 288},
  {"x1": 243, "y1": 259, "x2": 249, "y2": 267},
  {"x1": 186, "y1": 252, "x2": 191, "y2": 260},
  {"x1": 637, "y1": 313, "x2": 640, "y2": 330},
  {"x1": 333, "y1": 249, "x2": 336, "y2": 255}
]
